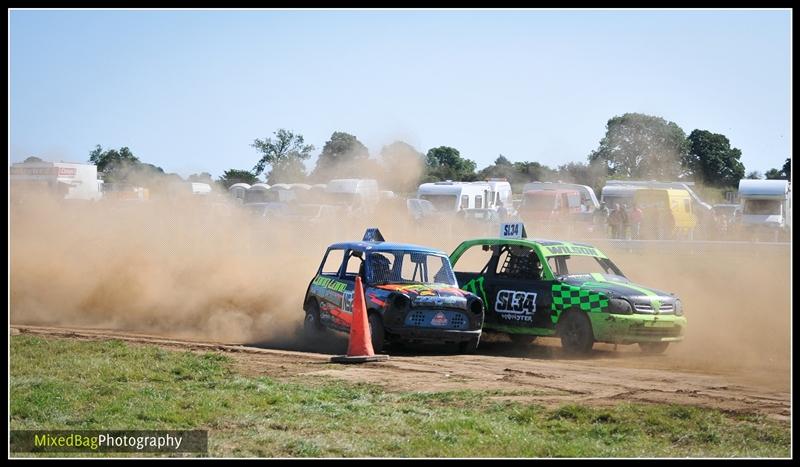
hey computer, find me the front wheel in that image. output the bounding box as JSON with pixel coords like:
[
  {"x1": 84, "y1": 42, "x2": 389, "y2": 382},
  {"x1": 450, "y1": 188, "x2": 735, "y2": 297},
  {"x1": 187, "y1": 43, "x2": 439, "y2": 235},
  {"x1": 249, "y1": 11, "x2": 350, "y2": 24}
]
[
  {"x1": 458, "y1": 336, "x2": 481, "y2": 354},
  {"x1": 639, "y1": 341, "x2": 670, "y2": 354},
  {"x1": 368, "y1": 313, "x2": 385, "y2": 354},
  {"x1": 558, "y1": 311, "x2": 594, "y2": 355}
]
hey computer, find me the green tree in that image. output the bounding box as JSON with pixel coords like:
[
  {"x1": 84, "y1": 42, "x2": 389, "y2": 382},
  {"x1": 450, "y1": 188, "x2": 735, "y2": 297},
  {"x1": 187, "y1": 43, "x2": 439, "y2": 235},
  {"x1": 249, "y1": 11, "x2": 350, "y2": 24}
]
[
  {"x1": 89, "y1": 145, "x2": 141, "y2": 177},
  {"x1": 252, "y1": 129, "x2": 314, "y2": 183},
  {"x1": 746, "y1": 171, "x2": 763, "y2": 180},
  {"x1": 683, "y1": 130, "x2": 745, "y2": 188},
  {"x1": 218, "y1": 169, "x2": 260, "y2": 188},
  {"x1": 588, "y1": 113, "x2": 689, "y2": 180},
  {"x1": 477, "y1": 155, "x2": 516, "y2": 182},
  {"x1": 88, "y1": 145, "x2": 149, "y2": 183},
  {"x1": 425, "y1": 146, "x2": 477, "y2": 181},
  {"x1": 311, "y1": 131, "x2": 369, "y2": 180},
  {"x1": 765, "y1": 158, "x2": 792, "y2": 180}
]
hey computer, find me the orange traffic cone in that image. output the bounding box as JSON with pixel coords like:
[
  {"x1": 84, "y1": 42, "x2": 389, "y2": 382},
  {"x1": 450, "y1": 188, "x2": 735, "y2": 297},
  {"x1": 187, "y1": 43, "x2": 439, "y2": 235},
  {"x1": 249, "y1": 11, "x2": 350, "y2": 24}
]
[{"x1": 330, "y1": 276, "x2": 389, "y2": 363}]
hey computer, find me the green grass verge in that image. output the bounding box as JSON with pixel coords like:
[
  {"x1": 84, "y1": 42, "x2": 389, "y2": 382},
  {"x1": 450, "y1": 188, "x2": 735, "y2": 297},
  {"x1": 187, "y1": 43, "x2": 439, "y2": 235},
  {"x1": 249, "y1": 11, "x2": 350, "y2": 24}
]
[{"x1": 10, "y1": 335, "x2": 789, "y2": 457}]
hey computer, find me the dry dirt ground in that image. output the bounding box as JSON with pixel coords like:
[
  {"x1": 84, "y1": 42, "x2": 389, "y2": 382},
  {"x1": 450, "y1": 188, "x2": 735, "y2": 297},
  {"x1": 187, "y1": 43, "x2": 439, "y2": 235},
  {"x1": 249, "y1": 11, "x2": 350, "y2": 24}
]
[{"x1": 11, "y1": 324, "x2": 790, "y2": 422}]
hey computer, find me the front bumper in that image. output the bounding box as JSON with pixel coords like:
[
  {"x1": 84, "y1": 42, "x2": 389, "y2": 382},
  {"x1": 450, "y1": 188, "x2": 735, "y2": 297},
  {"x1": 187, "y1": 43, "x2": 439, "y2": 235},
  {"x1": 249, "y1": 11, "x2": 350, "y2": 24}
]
[
  {"x1": 384, "y1": 327, "x2": 482, "y2": 344},
  {"x1": 589, "y1": 313, "x2": 687, "y2": 344}
]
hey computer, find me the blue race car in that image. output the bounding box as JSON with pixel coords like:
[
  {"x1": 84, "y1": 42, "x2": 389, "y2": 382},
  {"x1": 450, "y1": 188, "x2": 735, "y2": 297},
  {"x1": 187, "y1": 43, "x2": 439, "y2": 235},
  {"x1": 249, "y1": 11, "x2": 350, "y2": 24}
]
[{"x1": 303, "y1": 229, "x2": 484, "y2": 353}]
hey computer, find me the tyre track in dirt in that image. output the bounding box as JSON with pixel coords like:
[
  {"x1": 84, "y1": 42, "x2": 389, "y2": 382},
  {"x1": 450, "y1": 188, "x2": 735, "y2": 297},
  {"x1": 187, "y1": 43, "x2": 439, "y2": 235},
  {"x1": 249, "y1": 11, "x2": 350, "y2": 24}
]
[{"x1": 10, "y1": 324, "x2": 790, "y2": 421}]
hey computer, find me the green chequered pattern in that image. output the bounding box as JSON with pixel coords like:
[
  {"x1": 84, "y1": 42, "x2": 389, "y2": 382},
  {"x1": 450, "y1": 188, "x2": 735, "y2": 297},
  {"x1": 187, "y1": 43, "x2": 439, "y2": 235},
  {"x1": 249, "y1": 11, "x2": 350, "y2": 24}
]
[{"x1": 550, "y1": 283, "x2": 609, "y2": 322}]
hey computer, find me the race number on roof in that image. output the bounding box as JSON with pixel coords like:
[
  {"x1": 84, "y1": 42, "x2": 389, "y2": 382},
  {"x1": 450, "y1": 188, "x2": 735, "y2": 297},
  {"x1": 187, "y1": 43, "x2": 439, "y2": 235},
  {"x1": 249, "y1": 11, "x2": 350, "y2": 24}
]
[{"x1": 499, "y1": 223, "x2": 527, "y2": 239}]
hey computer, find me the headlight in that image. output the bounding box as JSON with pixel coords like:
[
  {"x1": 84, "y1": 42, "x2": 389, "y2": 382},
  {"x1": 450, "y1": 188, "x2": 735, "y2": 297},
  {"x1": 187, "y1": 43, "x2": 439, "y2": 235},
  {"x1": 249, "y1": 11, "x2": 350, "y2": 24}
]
[
  {"x1": 608, "y1": 298, "x2": 632, "y2": 315},
  {"x1": 674, "y1": 299, "x2": 683, "y2": 316}
]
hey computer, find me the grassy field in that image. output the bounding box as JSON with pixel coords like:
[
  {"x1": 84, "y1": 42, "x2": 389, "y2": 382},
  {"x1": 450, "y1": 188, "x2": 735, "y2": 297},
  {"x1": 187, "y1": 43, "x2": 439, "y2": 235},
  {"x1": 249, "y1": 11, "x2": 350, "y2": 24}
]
[{"x1": 10, "y1": 335, "x2": 790, "y2": 458}]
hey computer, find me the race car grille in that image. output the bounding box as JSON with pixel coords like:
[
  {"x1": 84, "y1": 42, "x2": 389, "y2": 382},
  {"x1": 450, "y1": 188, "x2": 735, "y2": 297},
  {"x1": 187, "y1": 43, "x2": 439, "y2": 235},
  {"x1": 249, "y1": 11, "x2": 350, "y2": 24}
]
[
  {"x1": 405, "y1": 310, "x2": 469, "y2": 329},
  {"x1": 633, "y1": 303, "x2": 674, "y2": 314},
  {"x1": 628, "y1": 326, "x2": 683, "y2": 338}
]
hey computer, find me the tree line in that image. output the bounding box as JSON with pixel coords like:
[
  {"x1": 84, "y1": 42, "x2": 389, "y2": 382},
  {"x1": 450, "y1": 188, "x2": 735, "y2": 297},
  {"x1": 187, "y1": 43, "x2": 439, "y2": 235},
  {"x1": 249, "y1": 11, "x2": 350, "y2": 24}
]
[{"x1": 83, "y1": 112, "x2": 791, "y2": 196}]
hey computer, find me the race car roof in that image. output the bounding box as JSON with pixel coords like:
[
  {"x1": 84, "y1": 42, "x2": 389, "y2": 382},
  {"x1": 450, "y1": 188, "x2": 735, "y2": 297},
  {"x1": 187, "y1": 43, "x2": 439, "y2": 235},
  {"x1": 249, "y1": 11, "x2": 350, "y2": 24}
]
[
  {"x1": 328, "y1": 241, "x2": 445, "y2": 255},
  {"x1": 458, "y1": 237, "x2": 608, "y2": 258}
]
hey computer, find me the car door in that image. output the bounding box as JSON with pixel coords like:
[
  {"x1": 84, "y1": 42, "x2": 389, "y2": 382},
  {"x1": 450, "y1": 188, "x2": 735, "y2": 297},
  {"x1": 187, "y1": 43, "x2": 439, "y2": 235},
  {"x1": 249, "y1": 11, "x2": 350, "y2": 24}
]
[
  {"x1": 327, "y1": 249, "x2": 364, "y2": 332},
  {"x1": 484, "y1": 244, "x2": 554, "y2": 330},
  {"x1": 313, "y1": 248, "x2": 350, "y2": 331}
]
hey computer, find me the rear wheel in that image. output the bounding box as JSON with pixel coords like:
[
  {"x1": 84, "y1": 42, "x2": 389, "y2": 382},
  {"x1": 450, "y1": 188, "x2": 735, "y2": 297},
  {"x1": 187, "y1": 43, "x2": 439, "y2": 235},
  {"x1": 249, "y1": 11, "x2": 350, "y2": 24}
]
[
  {"x1": 639, "y1": 341, "x2": 670, "y2": 354},
  {"x1": 368, "y1": 313, "x2": 385, "y2": 354},
  {"x1": 509, "y1": 334, "x2": 537, "y2": 346},
  {"x1": 558, "y1": 311, "x2": 594, "y2": 355}
]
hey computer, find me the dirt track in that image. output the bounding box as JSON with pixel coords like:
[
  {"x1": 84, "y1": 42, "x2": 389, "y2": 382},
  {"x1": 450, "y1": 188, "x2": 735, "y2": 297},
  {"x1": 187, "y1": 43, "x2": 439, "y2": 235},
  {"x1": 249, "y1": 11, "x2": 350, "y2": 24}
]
[{"x1": 11, "y1": 324, "x2": 791, "y2": 422}]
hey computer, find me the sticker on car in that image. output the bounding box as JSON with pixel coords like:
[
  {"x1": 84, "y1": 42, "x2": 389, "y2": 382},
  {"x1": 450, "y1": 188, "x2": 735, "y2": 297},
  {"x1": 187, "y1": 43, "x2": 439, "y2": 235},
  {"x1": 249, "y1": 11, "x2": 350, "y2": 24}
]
[{"x1": 495, "y1": 290, "x2": 537, "y2": 322}]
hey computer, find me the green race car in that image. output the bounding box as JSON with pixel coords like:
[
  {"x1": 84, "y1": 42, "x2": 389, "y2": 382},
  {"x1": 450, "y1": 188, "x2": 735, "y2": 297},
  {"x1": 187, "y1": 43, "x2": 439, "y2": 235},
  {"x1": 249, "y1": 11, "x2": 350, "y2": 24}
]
[{"x1": 449, "y1": 224, "x2": 687, "y2": 354}]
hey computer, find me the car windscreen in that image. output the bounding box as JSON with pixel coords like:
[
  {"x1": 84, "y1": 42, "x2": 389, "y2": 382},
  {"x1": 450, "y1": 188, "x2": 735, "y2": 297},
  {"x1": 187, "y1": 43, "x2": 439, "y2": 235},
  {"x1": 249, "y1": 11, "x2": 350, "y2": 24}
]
[
  {"x1": 546, "y1": 255, "x2": 625, "y2": 279},
  {"x1": 367, "y1": 251, "x2": 457, "y2": 286},
  {"x1": 419, "y1": 194, "x2": 457, "y2": 211}
]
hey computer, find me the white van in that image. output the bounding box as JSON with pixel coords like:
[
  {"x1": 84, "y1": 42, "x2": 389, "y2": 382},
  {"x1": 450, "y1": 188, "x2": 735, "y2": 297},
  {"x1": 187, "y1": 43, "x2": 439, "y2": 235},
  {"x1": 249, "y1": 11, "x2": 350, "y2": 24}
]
[{"x1": 324, "y1": 178, "x2": 380, "y2": 212}]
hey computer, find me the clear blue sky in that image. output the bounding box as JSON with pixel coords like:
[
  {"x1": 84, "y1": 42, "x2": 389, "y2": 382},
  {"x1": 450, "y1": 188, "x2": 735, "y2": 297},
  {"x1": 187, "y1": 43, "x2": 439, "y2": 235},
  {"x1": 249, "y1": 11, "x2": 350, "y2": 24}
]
[{"x1": 9, "y1": 9, "x2": 792, "y2": 179}]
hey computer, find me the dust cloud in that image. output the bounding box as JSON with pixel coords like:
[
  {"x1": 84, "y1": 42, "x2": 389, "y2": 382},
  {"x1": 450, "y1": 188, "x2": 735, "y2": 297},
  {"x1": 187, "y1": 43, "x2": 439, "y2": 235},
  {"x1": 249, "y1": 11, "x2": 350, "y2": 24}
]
[{"x1": 9, "y1": 179, "x2": 791, "y2": 388}]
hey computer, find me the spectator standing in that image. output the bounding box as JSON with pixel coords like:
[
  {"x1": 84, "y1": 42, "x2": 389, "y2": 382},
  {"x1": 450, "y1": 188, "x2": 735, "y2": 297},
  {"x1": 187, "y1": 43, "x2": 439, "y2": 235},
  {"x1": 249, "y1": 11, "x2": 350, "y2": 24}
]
[
  {"x1": 608, "y1": 203, "x2": 623, "y2": 239},
  {"x1": 630, "y1": 204, "x2": 643, "y2": 239}
]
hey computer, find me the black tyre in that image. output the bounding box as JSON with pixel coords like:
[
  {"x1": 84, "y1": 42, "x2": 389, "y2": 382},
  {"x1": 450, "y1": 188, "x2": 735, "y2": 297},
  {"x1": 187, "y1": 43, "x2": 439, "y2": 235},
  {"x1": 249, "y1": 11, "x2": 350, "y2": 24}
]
[
  {"x1": 458, "y1": 336, "x2": 481, "y2": 354},
  {"x1": 303, "y1": 301, "x2": 325, "y2": 340},
  {"x1": 368, "y1": 313, "x2": 385, "y2": 353},
  {"x1": 509, "y1": 334, "x2": 537, "y2": 346},
  {"x1": 639, "y1": 341, "x2": 670, "y2": 354},
  {"x1": 558, "y1": 311, "x2": 594, "y2": 355}
]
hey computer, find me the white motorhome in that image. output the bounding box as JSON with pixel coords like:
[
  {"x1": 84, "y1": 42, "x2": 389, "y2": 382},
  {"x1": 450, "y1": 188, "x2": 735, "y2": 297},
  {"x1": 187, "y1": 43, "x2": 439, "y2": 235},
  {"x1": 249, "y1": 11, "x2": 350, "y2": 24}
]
[
  {"x1": 10, "y1": 160, "x2": 102, "y2": 200},
  {"x1": 324, "y1": 178, "x2": 380, "y2": 212},
  {"x1": 737, "y1": 179, "x2": 791, "y2": 239},
  {"x1": 417, "y1": 181, "x2": 509, "y2": 213},
  {"x1": 523, "y1": 181, "x2": 599, "y2": 212}
]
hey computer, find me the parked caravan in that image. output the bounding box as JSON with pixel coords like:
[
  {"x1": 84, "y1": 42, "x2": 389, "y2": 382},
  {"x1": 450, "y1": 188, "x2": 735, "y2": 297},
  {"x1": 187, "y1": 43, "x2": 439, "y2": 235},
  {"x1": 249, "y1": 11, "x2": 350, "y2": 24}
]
[
  {"x1": 417, "y1": 181, "x2": 505, "y2": 213},
  {"x1": 228, "y1": 183, "x2": 251, "y2": 203}
]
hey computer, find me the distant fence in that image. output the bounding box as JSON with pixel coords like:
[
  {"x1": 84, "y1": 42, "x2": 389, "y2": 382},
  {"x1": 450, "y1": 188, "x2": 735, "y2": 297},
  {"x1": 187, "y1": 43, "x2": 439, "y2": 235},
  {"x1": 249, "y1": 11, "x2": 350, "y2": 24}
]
[{"x1": 592, "y1": 239, "x2": 791, "y2": 256}]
